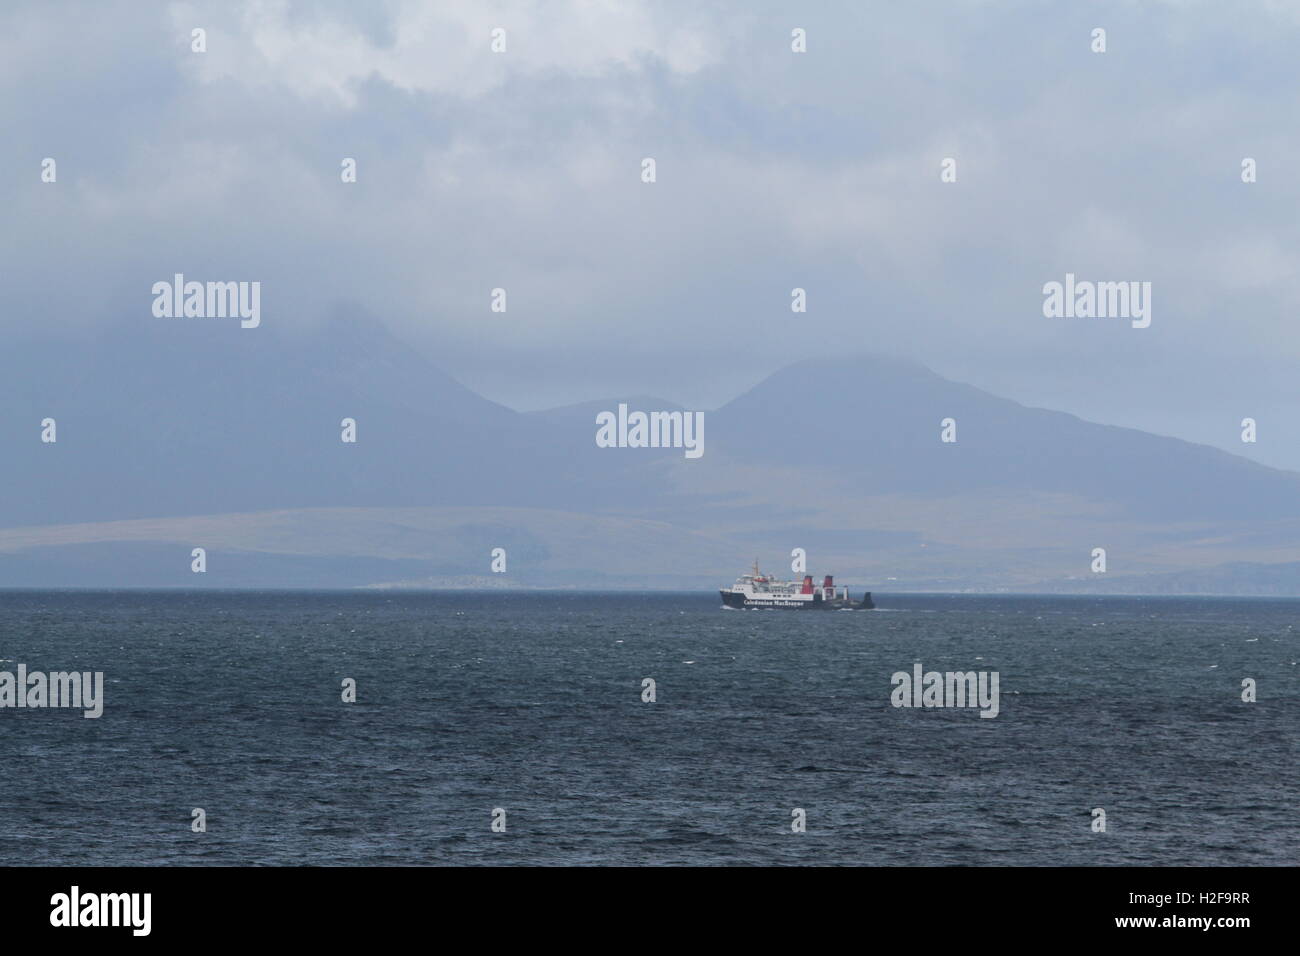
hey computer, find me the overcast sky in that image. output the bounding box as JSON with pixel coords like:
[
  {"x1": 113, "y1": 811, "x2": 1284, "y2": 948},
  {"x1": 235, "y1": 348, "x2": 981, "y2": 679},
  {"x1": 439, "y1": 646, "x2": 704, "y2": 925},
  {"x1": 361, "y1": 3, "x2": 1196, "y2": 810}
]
[{"x1": 4, "y1": 0, "x2": 1299, "y2": 468}]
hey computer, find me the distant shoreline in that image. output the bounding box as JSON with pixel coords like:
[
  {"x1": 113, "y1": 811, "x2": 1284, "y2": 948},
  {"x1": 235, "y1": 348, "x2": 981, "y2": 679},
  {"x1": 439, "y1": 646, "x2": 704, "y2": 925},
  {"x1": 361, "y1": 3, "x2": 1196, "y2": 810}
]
[{"x1": 2, "y1": 587, "x2": 1300, "y2": 599}]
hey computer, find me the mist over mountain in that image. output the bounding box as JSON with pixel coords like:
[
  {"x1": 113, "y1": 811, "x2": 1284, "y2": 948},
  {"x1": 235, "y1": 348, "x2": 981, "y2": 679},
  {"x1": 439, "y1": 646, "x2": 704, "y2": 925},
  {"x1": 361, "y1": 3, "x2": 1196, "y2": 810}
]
[{"x1": 3, "y1": 318, "x2": 1300, "y2": 592}]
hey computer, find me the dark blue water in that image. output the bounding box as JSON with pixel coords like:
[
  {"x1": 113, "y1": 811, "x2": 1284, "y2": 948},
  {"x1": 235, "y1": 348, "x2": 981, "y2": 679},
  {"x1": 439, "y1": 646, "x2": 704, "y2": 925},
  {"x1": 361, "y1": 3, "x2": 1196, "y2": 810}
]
[{"x1": 0, "y1": 591, "x2": 1296, "y2": 866}]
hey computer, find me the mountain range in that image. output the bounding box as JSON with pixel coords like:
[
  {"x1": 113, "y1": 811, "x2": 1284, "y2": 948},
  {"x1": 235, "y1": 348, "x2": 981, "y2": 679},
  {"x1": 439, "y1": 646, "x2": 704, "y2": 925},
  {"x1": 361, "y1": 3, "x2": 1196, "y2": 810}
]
[{"x1": 3, "y1": 316, "x2": 1300, "y2": 592}]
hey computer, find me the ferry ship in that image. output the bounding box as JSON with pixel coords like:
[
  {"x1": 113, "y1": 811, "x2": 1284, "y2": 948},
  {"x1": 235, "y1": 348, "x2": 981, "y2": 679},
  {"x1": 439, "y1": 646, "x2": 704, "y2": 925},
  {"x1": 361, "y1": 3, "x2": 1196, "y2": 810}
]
[{"x1": 719, "y1": 561, "x2": 874, "y2": 610}]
